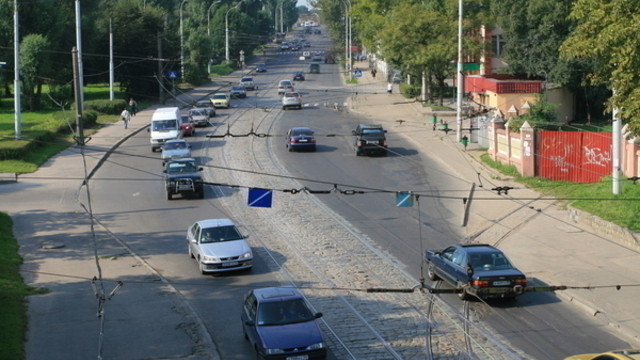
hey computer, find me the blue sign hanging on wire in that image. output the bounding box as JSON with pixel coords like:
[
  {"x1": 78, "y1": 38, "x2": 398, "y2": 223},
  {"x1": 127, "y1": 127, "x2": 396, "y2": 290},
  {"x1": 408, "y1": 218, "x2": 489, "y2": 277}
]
[
  {"x1": 395, "y1": 191, "x2": 414, "y2": 207},
  {"x1": 354, "y1": 69, "x2": 363, "y2": 77},
  {"x1": 167, "y1": 71, "x2": 178, "y2": 79},
  {"x1": 248, "y1": 188, "x2": 273, "y2": 208}
]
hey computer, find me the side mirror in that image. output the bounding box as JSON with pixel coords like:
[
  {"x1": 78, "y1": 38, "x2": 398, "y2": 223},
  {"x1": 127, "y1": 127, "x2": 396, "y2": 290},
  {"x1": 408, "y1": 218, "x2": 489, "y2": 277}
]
[
  {"x1": 314, "y1": 312, "x2": 323, "y2": 319},
  {"x1": 245, "y1": 320, "x2": 255, "y2": 326},
  {"x1": 198, "y1": 167, "x2": 203, "y2": 172},
  {"x1": 243, "y1": 234, "x2": 250, "y2": 239},
  {"x1": 466, "y1": 263, "x2": 474, "y2": 277},
  {"x1": 163, "y1": 170, "x2": 167, "y2": 173},
  {"x1": 147, "y1": 128, "x2": 150, "y2": 132},
  {"x1": 351, "y1": 130, "x2": 356, "y2": 135}
]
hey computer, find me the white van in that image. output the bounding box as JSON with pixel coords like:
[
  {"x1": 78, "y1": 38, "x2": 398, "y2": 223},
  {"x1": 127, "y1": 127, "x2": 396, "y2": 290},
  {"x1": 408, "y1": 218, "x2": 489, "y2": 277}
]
[{"x1": 149, "y1": 107, "x2": 182, "y2": 152}]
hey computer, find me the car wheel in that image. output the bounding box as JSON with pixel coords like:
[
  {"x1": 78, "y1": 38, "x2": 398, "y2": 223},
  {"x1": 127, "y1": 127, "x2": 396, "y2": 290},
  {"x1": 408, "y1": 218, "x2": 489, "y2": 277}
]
[
  {"x1": 283, "y1": 106, "x2": 286, "y2": 110},
  {"x1": 197, "y1": 190, "x2": 205, "y2": 199},
  {"x1": 243, "y1": 327, "x2": 249, "y2": 341},
  {"x1": 288, "y1": 146, "x2": 293, "y2": 152},
  {"x1": 427, "y1": 263, "x2": 440, "y2": 281},
  {"x1": 188, "y1": 245, "x2": 194, "y2": 258},
  {"x1": 355, "y1": 149, "x2": 361, "y2": 156},
  {"x1": 166, "y1": 191, "x2": 172, "y2": 200},
  {"x1": 457, "y1": 283, "x2": 470, "y2": 300}
]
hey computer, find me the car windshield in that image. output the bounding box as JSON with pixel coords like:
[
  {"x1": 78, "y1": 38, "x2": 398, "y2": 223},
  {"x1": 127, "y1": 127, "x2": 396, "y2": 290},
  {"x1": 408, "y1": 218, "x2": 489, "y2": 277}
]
[
  {"x1": 469, "y1": 253, "x2": 513, "y2": 271},
  {"x1": 256, "y1": 299, "x2": 314, "y2": 326},
  {"x1": 241, "y1": 78, "x2": 252, "y2": 82},
  {"x1": 285, "y1": 93, "x2": 299, "y2": 98},
  {"x1": 163, "y1": 142, "x2": 187, "y2": 150},
  {"x1": 180, "y1": 116, "x2": 190, "y2": 124},
  {"x1": 200, "y1": 225, "x2": 243, "y2": 243},
  {"x1": 291, "y1": 128, "x2": 312, "y2": 136},
  {"x1": 190, "y1": 110, "x2": 205, "y2": 116},
  {"x1": 152, "y1": 120, "x2": 177, "y2": 131},
  {"x1": 280, "y1": 81, "x2": 292, "y2": 86},
  {"x1": 232, "y1": 86, "x2": 244, "y2": 91},
  {"x1": 196, "y1": 101, "x2": 209, "y2": 107},
  {"x1": 212, "y1": 94, "x2": 226, "y2": 99},
  {"x1": 166, "y1": 161, "x2": 197, "y2": 173}
]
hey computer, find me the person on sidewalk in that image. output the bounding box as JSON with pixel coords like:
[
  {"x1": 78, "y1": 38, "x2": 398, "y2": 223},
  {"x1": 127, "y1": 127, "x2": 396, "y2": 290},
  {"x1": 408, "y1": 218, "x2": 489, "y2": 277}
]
[
  {"x1": 387, "y1": 82, "x2": 393, "y2": 96},
  {"x1": 121, "y1": 108, "x2": 131, "y2": 129},
  {"x1": 371, "y1": 68, "x2": 377, "y2": 79},
  {"x1": 129, "y1": 98, "x2": 138, "y2": 116}
]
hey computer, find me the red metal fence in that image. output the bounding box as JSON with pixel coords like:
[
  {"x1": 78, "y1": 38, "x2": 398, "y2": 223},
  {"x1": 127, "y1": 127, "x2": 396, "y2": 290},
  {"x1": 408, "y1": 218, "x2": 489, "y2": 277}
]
[{"x1": 536, "y1": 131, "x2": 612, "y2": 183}]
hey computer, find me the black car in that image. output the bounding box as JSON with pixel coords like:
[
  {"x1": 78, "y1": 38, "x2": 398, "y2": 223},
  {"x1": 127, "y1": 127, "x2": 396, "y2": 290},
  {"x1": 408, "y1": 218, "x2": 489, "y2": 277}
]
[
  {"x1": 425, "y1": 244, "x2": 527, "y2": 300},
  {"x1": 255, "y1": 63, "x2": 267, "y2": 72},
  {"x1": 229, "y1": 86, "x2": 247, "y2": 98},
  {"x1": 293, "y1": 71, "x2": 305, "y2": 81},
  {"x1": 163, "y1": 158, "x2": 204, "y2": 200},
  {"x1": 352, "y1": 124, "x2": 387, "y2": 156}
]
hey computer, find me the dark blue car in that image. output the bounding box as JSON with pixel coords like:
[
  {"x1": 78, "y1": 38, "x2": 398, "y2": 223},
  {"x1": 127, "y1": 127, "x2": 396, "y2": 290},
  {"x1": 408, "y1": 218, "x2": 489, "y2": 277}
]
[
  {"x1": 425, "y1": 244, "x2": 527, "y2": 300},
  {"x1": 241, "y1": 287, "x2": 327, "y2": 359}
]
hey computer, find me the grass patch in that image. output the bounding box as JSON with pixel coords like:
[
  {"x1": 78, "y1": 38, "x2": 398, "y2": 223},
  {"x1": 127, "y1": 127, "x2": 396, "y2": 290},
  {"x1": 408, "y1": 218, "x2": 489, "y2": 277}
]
[
  {"x1": 481, "y1": 154, "x2": 640, "y2": 232},
  {"x1": 345, "y1": 77, "x2": 358, "y2": 84},
  {"x1": 0, "y1": 212, "x2": 49, "y2": 360}
]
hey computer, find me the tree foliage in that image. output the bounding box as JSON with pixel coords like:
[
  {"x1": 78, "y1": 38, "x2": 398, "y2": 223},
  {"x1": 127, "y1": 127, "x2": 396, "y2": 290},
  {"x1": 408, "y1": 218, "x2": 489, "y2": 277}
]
[
  {"x1": 560, "y1": 0, "x2": 640, "y2": 133},
  {"x1": 20, "y1": 34, "x2": 51, "y2": 111}
]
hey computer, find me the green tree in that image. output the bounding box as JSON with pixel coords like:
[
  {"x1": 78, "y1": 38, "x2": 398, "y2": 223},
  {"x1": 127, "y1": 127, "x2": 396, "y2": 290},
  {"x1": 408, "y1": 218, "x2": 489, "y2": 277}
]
[
  {"x1": 20, "y1": 34, "x2": 51, "y2": 111},
  {"x1": 560, "y1": 0, "x2": 640, "y2": 132}
]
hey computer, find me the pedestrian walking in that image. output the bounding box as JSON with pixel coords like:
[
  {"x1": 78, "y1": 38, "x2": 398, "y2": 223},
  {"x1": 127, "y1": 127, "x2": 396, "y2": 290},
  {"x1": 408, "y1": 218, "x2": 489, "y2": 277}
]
[
  {"x1": 121, "y1": 108, "x2": 131, "y2": 129},
  {"x1": 129, "y1": 98, "x2": 138, "y2": 116},
  {"x1": 371, "y1": 68, "x2": 377, "y2": 79},
  {"x1": 387, "y1": 82, "x2": 393, "y2": 96}
]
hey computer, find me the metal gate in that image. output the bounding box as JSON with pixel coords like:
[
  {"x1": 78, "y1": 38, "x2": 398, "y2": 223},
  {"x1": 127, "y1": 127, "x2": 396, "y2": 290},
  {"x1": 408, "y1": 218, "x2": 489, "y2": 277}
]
[{"x1": 536, "y1": 131, "x2": 612, "y2": 183}]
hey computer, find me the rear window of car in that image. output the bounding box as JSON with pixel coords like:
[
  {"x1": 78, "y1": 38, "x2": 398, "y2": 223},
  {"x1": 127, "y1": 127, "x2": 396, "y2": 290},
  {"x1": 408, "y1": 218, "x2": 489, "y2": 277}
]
[
  {"x1": 241, "y1": 77, "x2": 253, "y2": 82},
  {"x1": 279, "y1": 81, "x2": 292, "y2": 86}
]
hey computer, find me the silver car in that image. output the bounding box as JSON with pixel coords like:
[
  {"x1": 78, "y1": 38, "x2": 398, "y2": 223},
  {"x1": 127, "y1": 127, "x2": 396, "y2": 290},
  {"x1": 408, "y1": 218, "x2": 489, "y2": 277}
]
[
  {"x1": 186, "y1": 218, "x2": 253, "y2": 274},
  {"x1": 188, "y1": 108, "x2": 210, "y2": 127},
  {"x1": 161, "y1": 139, "x2": 192, "y2": 165},
  {"x1": 282, "y1": 92, "x2": 302, "y2": 110}
]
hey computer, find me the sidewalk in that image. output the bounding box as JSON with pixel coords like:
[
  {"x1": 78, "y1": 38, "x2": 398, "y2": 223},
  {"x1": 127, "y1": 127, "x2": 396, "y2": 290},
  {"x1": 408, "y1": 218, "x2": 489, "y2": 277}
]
[{"x1": 347, "y1": 60, "x2": 640, "y2": 346}]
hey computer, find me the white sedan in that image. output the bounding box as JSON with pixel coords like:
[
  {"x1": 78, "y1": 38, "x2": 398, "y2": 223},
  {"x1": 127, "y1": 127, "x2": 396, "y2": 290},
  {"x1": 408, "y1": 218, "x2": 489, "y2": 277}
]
[{"x1": 186, "y1": 219, "x2": 253, "y2": 274}]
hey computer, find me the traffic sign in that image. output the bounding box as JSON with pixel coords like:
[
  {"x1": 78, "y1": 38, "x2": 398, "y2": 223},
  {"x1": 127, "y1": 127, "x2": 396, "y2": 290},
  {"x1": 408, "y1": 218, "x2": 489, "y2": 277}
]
[
  {"x1": 395, "y1": 191, "x2": 414, "y2": 207},
  {"x1": 167, "y1": 71, "x2": 178, "y2": 79},
  {"x1": 354, "y1": 69, "x2": 363, "y2": 77},
  {"x1": 248, "y1": 188, "x2": 273, "y2": 208}
]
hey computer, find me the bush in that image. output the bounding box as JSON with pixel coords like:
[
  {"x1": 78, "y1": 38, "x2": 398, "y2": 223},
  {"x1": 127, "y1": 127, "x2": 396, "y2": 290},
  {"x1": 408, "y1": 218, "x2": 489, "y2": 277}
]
[
  {"x1": 210, "y1": 64, "x2": 234, "y2": 76},
  {"x1": 400, "y1": 83, "x2": 420, "y2": 98},
  {"x1": 84, "y1": 99, "x2": 127, "y2": 115}
]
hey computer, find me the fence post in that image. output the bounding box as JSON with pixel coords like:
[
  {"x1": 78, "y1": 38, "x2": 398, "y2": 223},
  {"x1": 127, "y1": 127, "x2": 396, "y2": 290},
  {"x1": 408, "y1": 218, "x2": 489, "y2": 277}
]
[{"x1": 520, "y1": 121, "x2": 535, "y2": 177}]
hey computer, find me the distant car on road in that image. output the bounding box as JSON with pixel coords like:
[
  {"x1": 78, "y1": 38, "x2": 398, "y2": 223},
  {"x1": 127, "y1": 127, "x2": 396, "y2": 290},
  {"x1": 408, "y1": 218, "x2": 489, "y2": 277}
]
[
  {"x1": 286, "y1": 127, "x2": 316, "y2": 151},
  {"x1": 239, "y1": 76, "x2": 256, "y2": 90},
  {"x1": 277, "y1": 80, "x2": 294, "y2": 95},
  {"x1": 163, "y1": 158, "x2": 204, "y2": 200},
  {"x1": 282, "y1": 92, "x2": 303, "y2": 110},
  {"x1": 161, "y1": 139, "x2": 192, "y2": 166},
  {"x1": 425, "y1": 243, "x2": 527, "y2": 300},
  {"x1": 210, "y1": 93, "x2": 231, "y2": 108},
  {"x1": 188, "y1": 108, "x2": 210, "y2": 127},
  {"x1": 230, "y1": 85, "x2": 247, "y2": 98},
  {"x1": 179, "y1": 114, "x2": 195, "y2": 136},
  {"x1": 312, "y1": 55, "x2": 323, "y2": 62},
  {"x1": 352, "y1": 124, "x2": 387, "y2": 156},
  {"x1": 194, "y1": 100, "x2": 216, "y2": 117},
  {"x1": 293, "y1": 71, "x2": 305, "y2": 81},
  {"x1": 241, "y1": 287, "x2": 327, "y2": 360},
  {"x1": 187, "y1": 218, "x2": 253, "y2": 274},
  {"x1": 255, "y1": 63, "x2": 267, "y2": 72}
]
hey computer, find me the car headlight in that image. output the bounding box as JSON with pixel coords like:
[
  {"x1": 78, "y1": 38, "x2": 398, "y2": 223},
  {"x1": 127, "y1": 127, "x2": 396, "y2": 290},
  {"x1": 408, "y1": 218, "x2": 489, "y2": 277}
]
[
  {"x1": 239, "y1": 252, "x2": 252, "y2": 259},
  {"x1": 168, "y1": 180, "x2": 177, "y2": 186},
  {"x1": 308, "y1": 342, "x2": 325, "y2": 350},
  {"x1": 265, "y1": 348, "x2": 285, "y2": 355},
  {"x1": 202, "y1": 255, "x2": 219, "y2": 261}
]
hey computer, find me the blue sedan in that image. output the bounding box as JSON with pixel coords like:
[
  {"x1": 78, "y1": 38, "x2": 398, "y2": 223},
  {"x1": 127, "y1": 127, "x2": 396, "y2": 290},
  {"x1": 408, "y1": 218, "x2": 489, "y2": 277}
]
[
  {"x1": 425, "y1": 244, "x2": 527, "y2": 300},
  {"x1": 286, "y1": 127, "x2": 316, "y2": 152}
]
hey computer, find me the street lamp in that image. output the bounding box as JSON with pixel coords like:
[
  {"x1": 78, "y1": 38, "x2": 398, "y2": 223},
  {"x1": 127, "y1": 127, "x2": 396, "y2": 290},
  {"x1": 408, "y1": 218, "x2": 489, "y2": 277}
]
[
  {"x1": 180, "y1": 0, "x2": 188, "y2": 81},
  {"x1": 225, "y1": 1, "x2": 243, "y2": 64},
  {"x1": 337, "y1": 0, "x2": 351, "y2": 75},
  {"x1": 207, "y1": 0, "x2": 222, "y2": 37}
]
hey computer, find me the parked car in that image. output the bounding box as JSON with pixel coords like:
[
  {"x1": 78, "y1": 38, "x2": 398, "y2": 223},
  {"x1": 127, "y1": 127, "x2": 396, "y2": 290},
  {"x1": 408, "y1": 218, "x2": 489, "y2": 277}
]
[
  {"x1": 282, "y1": 92, "x2": 303, "y2": 110},
  {"x1": 425, "y1": 243, "x2": 527, "y2": 300},
  {"x1": 230, "y1": 85, "x2": 247, "y2": 98},
  {"x1": 188, "y1": 108, "x2": 210, "y2": 127},
  {"x1": 563, "y1": 349, "x2": 640, "y2": 360},
  {"x1": 239, "y1": 76, "x2": 256, "y2": 90},
  {"x1": 161, "y1": 139, "x2": 192, "y2": 165},
  {"x1": 186, "y1": 218, "x2": 253, "y2": 274},
  {"x1": 194, "y1": 100, "x2": 216, "y2": 117},
  {"x1": 286, "y1": 127, "x2": 316, "y2": 151},
  {"x1": 241, "y1": 287, "x2": 327, "y2": 360},
  {"x1": 277, "y1": 80, "x2": 294, "y2": 95},
  {"x1": 352, "y1": 124, "x2": 387, "y2": 156},
  {"x1": 179, "y1": 114, "x2": 195, "y2": 136},
  {"x1": 210, "y1": 93, "x2": 231, "y2": 108},
  {"x1": 255, "y1": 63, "x2": 267, "y2": 72},
  {"x1": 163, "y1": 158, "x2": 204, "y2": 200},
  {"x1": 293, "y1": 71, "x2": 305, "y2": 81}
]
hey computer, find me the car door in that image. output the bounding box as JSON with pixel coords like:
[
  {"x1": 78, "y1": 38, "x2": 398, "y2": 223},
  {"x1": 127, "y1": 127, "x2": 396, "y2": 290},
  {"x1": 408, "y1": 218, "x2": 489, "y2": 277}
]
[
  {"x1": 242, "y1": 293, "x2": 259, "y2": 347},
  {"x1": 188, "y1": 224, "x2": 200, "y2": 256},
  {"x1": 449, "y1": 249, "x2": 470, "y2": 285},
  {"x1": 436, "y1": 246, "x2": 459, "y2": 285}
]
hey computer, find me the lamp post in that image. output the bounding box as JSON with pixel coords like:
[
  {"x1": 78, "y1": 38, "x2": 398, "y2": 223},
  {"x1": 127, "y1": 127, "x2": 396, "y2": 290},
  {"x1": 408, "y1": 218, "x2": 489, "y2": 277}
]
[
  {"x1": 207, "y1": 0, "x2": 222, "y2": 36},
  {"x1": 337, "y1": 0, "x2": 351, "y2": 76},
  {"x1": 225, "y1": 1, "x2": 243, "y2": 64},
  {"x1": 180, "y1": 0, "x2": 188, "y2": 81}
]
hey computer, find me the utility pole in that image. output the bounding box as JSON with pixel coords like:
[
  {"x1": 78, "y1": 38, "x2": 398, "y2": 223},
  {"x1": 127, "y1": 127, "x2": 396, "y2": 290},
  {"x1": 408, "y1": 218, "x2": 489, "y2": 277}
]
[
  {"x1": 72, "y1": 47, "x2": 84, "y2": 145},
  {"x1": 612, "y1": 105, "x2": 621, "y2": 195},
  {"x1": 14, "y1": 0, "x2": 21, "y2": 140},
  {"x1": 75, "y1": 0, "x2": 84, "y2": 112},
  {"x1": 456, "y1": 0, "x2": 463, "y2": 142},
  {"x1": 109, "y1": 19, "x2": 114, "y2": 101}
]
